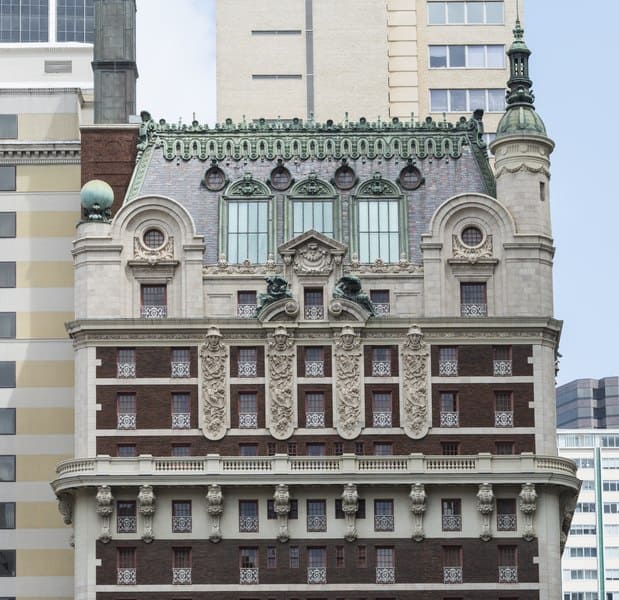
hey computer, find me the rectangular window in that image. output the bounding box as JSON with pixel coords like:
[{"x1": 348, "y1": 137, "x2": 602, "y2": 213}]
[
  {"x1": 357, "y1": 199, "x2": 400, "y2": 263},
  {"x1": 0, "y1": 503, "x2": 15, "y2": 529},
  {"x1": 493, "y1": 346, "x2": 512, "y2": 375},
  {"x1": 238, "y1": 392, "x2": 258, "y2": 429},
  {"x1": 334, "y1": 441, "x2": 344, "y2": 455},
  {"x1": 56, "y1": 0, "x2": 94, "y2": 43},
  {"x1": 239, "y1": 547, "x2": 259, "y2": 583},
  {"x1": 0, "y1": 550, "x2": 16, "y2": 577},
  {"x1": 117, "y1": 393, "x2": 136, "y2": 430},
  {"x1": 307, "y1": 499, "x2": 327, "y2": 532},
  {"x1": 496, "y1": 498, "x2": 517, "y2": 531},
  {"x1": 0, "y1": 456, "x2": 15, "y2": 481},
  {"x1": 0, "y1": 263, "x2": 16, "y2": 288},
  {"x1": 304, "y1": 287, "x2": 324, "y2": 320},
  {"x1": 498, "y1": 546, "x2": 518, "y2": 583},
  {"x1": 172, "y1": 547, "x2": 192, "y2": 584},
  {"x1": 0, "y1": 409, "x2": 15, "y2": 435},
  {"x1": 238, "y1": 347, "x2": 257, "y2": 377},
  {"x1": 374, "y1": 499, "x2": 394, "y2": 531},
  {"x1": 306, "y1": 442, "x2": 325, "y2": 456},
  {"x1": 335, "y1": 545, "x2": 345, "y2": 568},
  {"x1": 372, "y1": 392, "x2": 392, "y2": 428},
  {"x1": 442, "y1": 546, "x2": 463, "y2": 583},
  {"x1": 267, "y1": 441, "x2": 276, "y2": 456},
  {"x1": 307, "y1": 546, "x2": 326, "y2": 582},
  {"x1": 441, "y1": 442, "x2": 460, "y2": 456},
  {"x1": 460, "y1": 282, "x2": 487, "y2": 317},
  {"x1": 494, "y1": 391, "x2": 513, "y2": 427},
  {"x1": 374, "y1": 442, "x2": 393, "y2": 456},
  {"x1": 376, "y1": 547, "x2": 395, "y2": 583},
  {"x1": 305, "y1": 391, "x2": 325, "y2": 428},
  {"x1": 116, "y1": 547, "x2": 136, "y2": 584},
  {"x1": 237, "y1": 290, "x2": 257, "y2": 318},
  {"x1": 0, "y1": 116, "x2": 17, "y2": 140},
  {"x1": 292, "y1": 200, "x2": 334, "y2": 238},
  {"x1": 430, "y1": 89, "x2": 505, "y2": 113},
  {"x1": 117, "y1": 348, "x2": 135, "y2": 378},
  {"x1": 266, "y1": 545, "x2": 277, "y2": 569},
  {"x1": 0, "y1": 363, "x2": 15, "y2": 388},
  {"x1": 495, "y1": 441, "x2": 514, "y2": 455},
  {"x1": 371, "y1": 347, "x2": 391, "y2": 376},
  {"x1": 287, "y1": 441, "x2": 297, "y2": 456},
  {"x1": 171, "y1": 443, "x2": 191, "y2": 456},
  {"x1": 116, "y1": 500, "x2": 137, "y2": 533},
  {"x1": 304, "y1": 346, "x2": 324, "y2": 377},
  {"x1": 439, "y1": 347, "x2": 458, "y2": 376},
  {"x1": 172, "y1": 393, "x2": 191, "y2": 429},
  {"x1": 442, "y1": 499, "x2": 462, "y2": 531},
  {"x1": 370, "y1": 289, "x2": 390, "y2": 316},
  {"x1": 239, "y1": 443, "x2": 258, "y2": 457},
  {"x1": 172, "y1": 500, "x2": 192, "y2": 533},
  {"x1": 239, "y1": 500, "x2": 259, "y2": 532},
  {"x1": 429, "y1": 44, "x2": 505, "y2": 69},
  {"x1": 440, "y1": 391, "x2": 459, "y2": 427},
  {"x1": 289, "y1": 545, "x2": 299, "y2": 568},
  {"x1": 171, "y1": 347, "x2": 190, "y2": 378},
  {"x1": 0, "y1": 167, "x2": 15, "y2": 192},
  {"x1": 0, "y1": 0, "x2": 49, "y2": 42},
  {"x1": 116, "y1": 444, "x2": 136, "y2": 457},
  {"x1": 427, "y1": 1, "x2": 504, "y2": 25},
  {"x1": 141, "y1": 284, "x2": 167, "y2": 318},
  {"x1": 227, "y1": 200, "x2": 269, "y2": 264},
  {"x1": 0, "y1": 213, "x2": 15, "y2": 238},
  {"x1": 355, "y1": 441, "x2": 364, "y2": 456},
  {"x1": 357, "y1": 545, "x2": 367, "y2": 568}
]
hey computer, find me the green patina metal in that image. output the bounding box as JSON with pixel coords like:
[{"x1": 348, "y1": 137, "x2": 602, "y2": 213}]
[{"x1": 333, "y1": 275, "x2": 375, "y2": 316}]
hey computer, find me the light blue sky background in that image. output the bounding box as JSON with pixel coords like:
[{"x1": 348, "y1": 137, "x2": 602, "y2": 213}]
[{"x1": 135, "y1": 1, "x2": 618, "y2": 386}]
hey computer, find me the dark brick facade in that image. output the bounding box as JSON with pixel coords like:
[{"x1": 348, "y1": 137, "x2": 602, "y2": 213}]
[
  {"x1": 98, "y1": 593, "x2": 539, "y2": 600},
  {"x1": 430, "y1": 345, "x2": 533, "y2": 377},
  {"x1": 97, "y1": 346, "x2": 198, "y2": 379}
]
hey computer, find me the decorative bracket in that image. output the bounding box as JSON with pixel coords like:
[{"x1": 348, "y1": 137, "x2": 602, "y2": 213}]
[
  {"x1": 138, "y1": 485, "x2": 156, "y2": 543},
  {"x1": 273, "y1": 484, "x2": 291, "y2": 543},
  {"x1": 95, "y1": 485, "x2": 114, "y2": 543},
  {"x1": 341, "y1": 483, "x2": 359, "y2": 542},
  {"x1": 207, "y1": 484, "x2": 224, "y2": 543},
  {"x1": 409, "y1": 483, "x2": 427, "y2": 541},
  {"x1": 519, "y1": 482, "x2": 537, "y2": 541},
  {"x1": 476, "y1": 483, "x2": 494, "y2": 541}
]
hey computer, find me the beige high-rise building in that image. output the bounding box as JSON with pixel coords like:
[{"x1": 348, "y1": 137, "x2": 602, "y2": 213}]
[{"x1": 217, "y1": 0, "x2": 517, "y2": 140}]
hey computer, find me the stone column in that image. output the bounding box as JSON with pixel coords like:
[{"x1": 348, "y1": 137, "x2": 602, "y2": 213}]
[
  {"x1": 199, "y1": 327, "x2": 228, "y2": 440},
  {"x1": 266, "y1": 327, "x2": 296, "y2": 440},
  {"x1": 400, "y1": 326, "x2": 430, "y2": 439},
  {"x1": 334, "y1": 327, "x2": 363, "y2": 439}
]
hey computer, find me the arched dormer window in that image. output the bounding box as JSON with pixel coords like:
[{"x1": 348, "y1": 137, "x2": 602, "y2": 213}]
[
  {"x1": 352, "y1": 173, "x2": 406, "y2": 263},
  {"x1": 220, "y1": 173, "x2": 274, "y2": 264},
  {"x1": 286, "y1": 173, "x2": 339, "y2": 240}
]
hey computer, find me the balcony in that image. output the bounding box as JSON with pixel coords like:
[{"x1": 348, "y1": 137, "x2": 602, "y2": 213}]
[
  {"x1": 371, "y1": 360, "x2": 391, "y2": 377},
  {"x1": 374, "y1": 514, "x2": 394, "y2": 531},
  {"x1": 306, "y1": 411, "x2": 325, "y2": 428},
  {"x1": 172, "y1": 412, "x2": 191, "y2": 429},
  {"x1": 440, "y1": 411, "x2": 459, "y2": 428},
  {"x1": 497, "y1": 514, "x2": 517, "y2": 531},
  {"x1": 239, "y1": 412, "x2": 258, "y2": 429},
  {"x1": 117, "y1": 362, "x2": 136, "y2": 378},
  {"x1": 171, "y1": 361, "x2": 190, "y2": 378},
  {"x1": 141, "y1": 305, "x2": 167, "y2": 319},
  {"x1": 493, "y1": 359, "x2": 512, "y2": 376},
  {"x1": 172, "y1": 515, "x2": 192, "y2": 533},
  {"x1": 442, "y1": 514, "x2": 462, "y2": 531},
  {"x1": 373, "y1": 302, "x2": 390, "y2": 317},
  {"x1": 460, "y1": 303, "x2": 487, "y2": 317},
  {"x1": 172, "y1": 567, "x2": 192, "y2": 584},
  {"x1": 376, "y1": 566, "x2": 395, "y2": 584},
  {"x1": 304, "y1": 360, "x2": 324, "y2": 377},
  {"x1": 116, "y1": 516, "x2": 136, "y2": 533},
  {"x1": 306, "y1": 514, "x2": 327, "y2": 532},
  {"x1": 498, "y1": 566, "x2": 518, "y2": 583},
  {"x1": 495, "y1": 411, "x2": 514, "y2": 428},
  {"x1": 443, "y1": 566, "x2": 463, "y2": 584},
  {"x1": 237, "y1": 304, "x2": 257, "y2": 319},
  {"x1": 117, "y1": 568, "x2": 136, "y2": 585},
  {"x1": 373, "y1": 411, "x2": 392, "y2": 428},
  {"x1": 240, "y1": 567, "x2": 259, "y2": 584},
  {"x1": 239, "y1": 516, "x2": 258, "y2": 532},
  {"x1": 238, "y1": 361, "x2": 257, "y2": 377},
  {"x1": 305, "y1": 305, "x2": 324, "y2": 320},
  {"x1": 307, "y1": 567, "x2": 327, "y2": 584},
  {"x1": 117, "y1": 413, "x2": 136, "y2": 430},
  {"x1": 439, "y1": 360, "x2": 458, "y2": 376}
]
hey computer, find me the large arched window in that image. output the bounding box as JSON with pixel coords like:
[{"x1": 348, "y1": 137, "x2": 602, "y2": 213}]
[
  {"x1": 286, "y1": 173, "x2": 339, "y2": 240},
  {"x1": 220, "y1": 173, "x2": 274, "y2": 264},
  {"x1": 352, "y1": 173, "x2": 407, "y2": 263}
]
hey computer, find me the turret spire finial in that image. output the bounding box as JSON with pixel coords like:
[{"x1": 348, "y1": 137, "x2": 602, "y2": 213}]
[{"x1": 505, "y1": 6, "x2": 534, "y2": 108}]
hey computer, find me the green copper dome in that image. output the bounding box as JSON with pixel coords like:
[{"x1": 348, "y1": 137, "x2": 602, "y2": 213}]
[
  {"x1": 496, "y1": 104, "x2": 546, "y2": 137},
  {"x1": 80, "y1": 179, "x2": 114, "y2": 222}
]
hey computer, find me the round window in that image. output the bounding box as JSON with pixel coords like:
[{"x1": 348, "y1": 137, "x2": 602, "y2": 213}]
[
  {"x1": 143, "y1": 228, "x2": 165, "y2": 249},
  {"x1": 203, "y1": 166, "x2": 227, "y2": 191},
  {"x1": 461, "y1": 226, "x2": 483, "y2": 247},
  {"x1": 334, "y1": 165, "x2": 356, "y2": 190},
  {"x1": 398, "y1": 165, "x2": 423, "y2": 190},
  {"x1": 270, "y1": 165, "x2": 292, "y2": 191}
]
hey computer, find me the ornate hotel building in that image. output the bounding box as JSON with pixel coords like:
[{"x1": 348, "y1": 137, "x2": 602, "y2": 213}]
[{"x1": 51, "y1": 11, "x2": 579, "y2": 600}]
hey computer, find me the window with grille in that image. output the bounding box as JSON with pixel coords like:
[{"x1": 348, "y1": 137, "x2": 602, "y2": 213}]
[
  {"x1": 494, "y1": 391, "x2": 513, "y2": 427},
  {"x1": 171, "y1": 348, "x2": 190, "y2": 378},
  {"x1": 289, "y1": 545, "x2": 299, "y2": 568},
  {"x1": 307, "y1": 500, "x2": 327, "y2": 531},
  {"x1": 493, "y1": 346, "x2": 512, "y2": 375},
  {"x1": 376, "y1": 546, "x2": 394, "y2": 567},
  {"x1": 439, "y1": 347, "x2": 458, "y2": 376},
  {"x1": 305, "y1": 392, "x2": 325, "y2": 428},
  {"x1": 370, "y1": 289, "x2": 390, "y2": 315},
  {"x1": 238, "y1": 347, "x2": 258, "y2": 377},
  {"x1": 237, "y1": 290, "x2": 257, "y2": 318},
  {"x1": 374, "y1": 499, "x2": 394, "y2": 531},
  {"x1": 498, "y1": 546, "x2": 517, "y2": 583},
  {"x1": 116, "y1": 501, "x2": 136, "y2": 533},
  {"x1": 117, "y1": 394, "x2": 136, "y2": 430},
  {"x1": 305, "y1": 346, "x2": 324, "y2": 376},
  {"x1": 141, "y1": 284, "x2": 167, "y2": 318},
  {"x1": 496, "y1": 499, "x2": 517, "y2": 531},
  {"x1": 372, "y1": 347, "x2": 391, "y2": 376},
  {"x1": 372, "y1": 392, "x2": 392, "y2": 427},
  {"x1": 460, "y1": 282, "x2": 487, "y2": 317},
  {"x1": 172, "y1": 393, "x2": 191, "y2": 429},
  {"x1": 304, "y1": 288, "x2": 324, "y2": 319},
  {"x1": 173, "y1": 547, "x2": 191, "y2": 568},
  {"x1": 172, "y1": 501, "x2": 192, "y2": 533},
  {"x1": 308, "y1": 546, "x2": 326, "y2": 568},
  {"x1": 117, "y1": 547, "x2": 136, "y2": 584},
  {"x1": 239, "y1": 500, "x2": 259, "y2": 532},
  {"x1": 440, "y1": 392, "x2": 459, "y2": 428},
  {"x1": 441, "y1": 442, "x2": 460, "y2": 456},
  {"x1": 238, "y1": 392, "x2": 258, "y2": 428},
  {"x1": 117, "y1": 348, "x2": 136, "y2": 378},
  {"x1": 240, "y1": 546, "x2": 258, "y2": 568},
  {"x1": 117, "y1": 547, "x2": 136, "y2": 568},
  {"x1": 441, "y1": 499, "x2": 462, "y2": 531}
]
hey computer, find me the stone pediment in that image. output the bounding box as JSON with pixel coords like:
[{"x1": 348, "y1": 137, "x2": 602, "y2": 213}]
[{"x1": 279, "y1": 230, "x2": 347, "y2": 276}]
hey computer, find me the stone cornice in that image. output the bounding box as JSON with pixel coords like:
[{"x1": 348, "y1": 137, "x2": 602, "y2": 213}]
[{"x1": 0, "y1": 141, "x2": 81, "y2": 165}]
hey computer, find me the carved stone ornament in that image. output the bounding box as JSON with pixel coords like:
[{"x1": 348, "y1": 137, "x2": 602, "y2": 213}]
[
  {"x1": 409, "y1": 483, "x2": 427, "y2": 542},
  {"x1": 204, "y1": 253, "x2": 282, "y2": 275},
  {"x1": 452, "y1": 234, "x2": 493, "y2": 263},
  {"x1": 57, "y1": 492, "x2": 74, "y2": 526},
  {"x1": 133, "y1": 235, "x2": 174, "y2": 264},
  {"x1": 519, "y1": 482, "x2": 537, "y2": 541},
  {"x1": 257, "y1": 275, "x2": 293, "y2": 315},
  {"x1": 95, "y1": 485, "x2": 114, "y2": 543},
  {"x1": 476, "y1": 483, "x2": 495, "y2": 541},
  {"x1": 400, "y1": 326, "x2": 431, "y2": 439},
  {"x1": 293, "y1": 242, "x2": 335, "y2": 275},
  {"x1": 333, "y1": 275, "x2": 375, "y2": 315},
  {"x1": 138, "y1": 484, "x2": 156, "y2": 543},
  {"x1": 341, "y1": 483, "x2": 359, "y2": 542},
  {"x1": 273, "y1": 484, "x2": 291, "y2": 543},
  {"x1": 267, "y1": 327, "x2": 295, "y2": 440},
  {"x1": 207, "y1": 484, "x2": 224, "y2": 543},
  {"x1": 199, "y1": 327, "x2": 228, "y2": 440},
  {"x1": 334, "y1": 326, "x2": 363, "y2": 439},
  {"x1": 347, "y1": 253, "x2": 423, "y2": 274}
]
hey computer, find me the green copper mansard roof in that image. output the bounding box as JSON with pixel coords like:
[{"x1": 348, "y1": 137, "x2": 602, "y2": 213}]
[{"x1": 495, "y1": 16, "x2": 547, "y2": 138}]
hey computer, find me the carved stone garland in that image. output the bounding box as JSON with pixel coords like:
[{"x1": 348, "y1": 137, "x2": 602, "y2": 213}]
[
  {"x1": 133, "y1": 235, "x2": 174, "y2": 263},
  {"x1": 409, "y1": 483, "x2": 427, "y2": 541},
  {"x1": 266, "y1": 327, "x2": 295, "y2": 440},
  {"x1": 476, "y1": 483, "x2": 494, "y2": 541},
  {"x1": 400, "y1": 326, "x2": 431, "y2": 439},
  {"x1": 519, "y1": 482, "x2": 537, "y2": 541},
  {"x1": 452, "y1": 234, "x2": 493, "y2": 263},
  {"x1": 273, "y1": 484, "x2": 291, "y2": 543},
  {"x1": 138, "y1": 485, "x2": 156, "y2": 543},
  {"x1": 341, "y1": 483, "x2": 359, "y2": 542},
  {"x1": 200, "y1": 327, "x2": 228, "y2": 440},
  {"x1": 95, "y1": 485, "x2": 113, "y2": 543},
  {"x1": 334, "y1": 326, "x2": 363, "y2": 439},
  {"x1": 207, "y1": 484, "x2": 224, "y2": 543}
]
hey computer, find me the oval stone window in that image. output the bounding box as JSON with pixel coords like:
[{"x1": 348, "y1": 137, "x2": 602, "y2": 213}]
[
  {"x1": 270, "y1": 165, "x2": 292, "y2": 191},
  {"x1": 334, "y1": 165, "x2": 356, "y2": 190},
  {"x1": 398, "y1": 165, "x2": 423, "y2": 190},
  {"x1": 460, "y1": 226, "x2": 484, "y2": 247},
  {"x1": 203, "y1": 166, "x2": 227, "y2": 191},
  {"x1": 143, "y1": 228, "x2": 165, "y2": 249}
]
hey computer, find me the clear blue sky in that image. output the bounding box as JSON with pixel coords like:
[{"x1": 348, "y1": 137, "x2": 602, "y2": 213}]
[{"x1": 136, "y1": 1, "x2": 618, "y2": 386}]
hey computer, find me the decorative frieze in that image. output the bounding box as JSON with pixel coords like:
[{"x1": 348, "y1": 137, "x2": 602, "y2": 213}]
[
  {"x1": 95, "y1": 485, "x2": 114, "y2": 543},
  {"x1": 519, "y1": 482, "x2": 537, "y2": 541},
  {"x1": 334, "y1": 326, "x2": 363, "y2": 439},
  {"x1": 207, "y1": 484, "x2": 224, "y2": 543},
  {"x1": 199, "y1": 327, "x2": 228, "y2": 440},
  {"x1": 341, "y1": 483, "x2": 359, "y2": 542},
  {"x1": 138, "y1": 485, "x2": 156, "y2": 543},
  {"x1": 409, "y1": 483, "x2": 427, "y2": 541},
  {"x1": 266, "y1": 326, "x2": 295, "y2": 440},
  {"x1": 476, "y1": 483, "x2": 495, "y2": 541},
  {"x1": 273, "y1": 484, "x2": 291, "y2": 542},
  {"x1": 400, "y1": 326, "x2": 431, "y2": 439}
]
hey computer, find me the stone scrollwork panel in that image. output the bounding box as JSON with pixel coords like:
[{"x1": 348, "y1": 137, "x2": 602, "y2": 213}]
[
  {"x1": 267, "y1": 327, "x2": 295, "y2": 440},
  {"x1": 95, "y1": 485, "x2": 113, "y2": 543},
  {"x1": 400, "y1": 326, "x2": 431, "y2": 439},
  {"x1": 334, "y1": 326, "x2": 363, "y2": 439},
  {"x1": 199, "y1": 327, "x2": 228, "y2": 440}
]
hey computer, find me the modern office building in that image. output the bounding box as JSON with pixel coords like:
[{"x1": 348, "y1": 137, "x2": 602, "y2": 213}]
[
  {"x1": 50, "y1": 8, "x2": 579, "y2": 599},
  {"x1": 0, "y1": 0, "x2": 94, "y2": 597},
  {"x1": 558, "y1": 378, "x2": 619, "y2": 429},
  {"x1": 216, "y1": 0, "x2": 518, "y2": 140}
]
